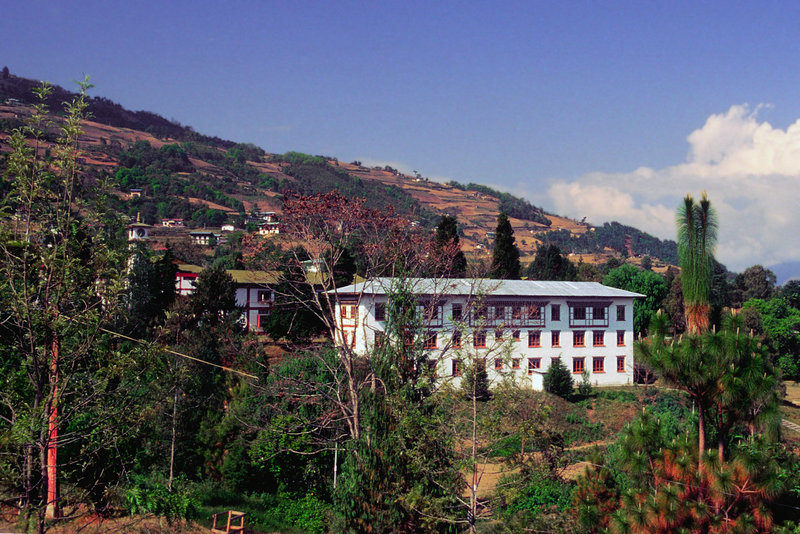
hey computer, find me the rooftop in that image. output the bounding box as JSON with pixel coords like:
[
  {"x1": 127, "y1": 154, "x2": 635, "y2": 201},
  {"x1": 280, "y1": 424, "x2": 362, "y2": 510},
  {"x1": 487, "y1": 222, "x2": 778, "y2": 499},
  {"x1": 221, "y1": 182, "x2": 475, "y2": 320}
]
[{"x1": 331, "y1": 278, "x2": 644, "y2": 299}]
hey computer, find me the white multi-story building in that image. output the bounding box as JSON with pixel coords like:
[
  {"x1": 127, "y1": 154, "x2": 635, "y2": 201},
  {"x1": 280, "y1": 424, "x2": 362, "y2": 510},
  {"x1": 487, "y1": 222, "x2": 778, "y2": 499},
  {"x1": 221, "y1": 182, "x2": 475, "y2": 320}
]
[{"x1": 332, "y1": 278, "x2": 643, "y2": 390}]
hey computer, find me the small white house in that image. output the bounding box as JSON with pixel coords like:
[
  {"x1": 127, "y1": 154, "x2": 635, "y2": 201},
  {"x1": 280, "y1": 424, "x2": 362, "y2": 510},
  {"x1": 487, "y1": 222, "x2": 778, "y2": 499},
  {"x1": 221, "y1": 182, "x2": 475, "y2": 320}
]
[
  {"x1": 330, "y1": 278, "x2": 643, "y2": 390},
  {"x1": 175, "y1": 264, "x2": 279, "y2": 332}
]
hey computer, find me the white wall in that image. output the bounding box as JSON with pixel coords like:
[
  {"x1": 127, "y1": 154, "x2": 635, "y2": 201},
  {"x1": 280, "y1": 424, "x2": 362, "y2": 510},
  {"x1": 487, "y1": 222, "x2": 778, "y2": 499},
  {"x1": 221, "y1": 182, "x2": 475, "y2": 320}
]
[{"x1": 335, "y1": 293, "x2": 636, "y2": 390}]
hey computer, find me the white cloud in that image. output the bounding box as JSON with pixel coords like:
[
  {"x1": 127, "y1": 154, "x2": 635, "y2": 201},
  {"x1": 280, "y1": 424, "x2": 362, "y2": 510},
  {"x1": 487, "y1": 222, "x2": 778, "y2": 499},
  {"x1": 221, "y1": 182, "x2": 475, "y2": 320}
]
[{"x1": 546, "y1": 105, "x2": 800, "y2": 272}]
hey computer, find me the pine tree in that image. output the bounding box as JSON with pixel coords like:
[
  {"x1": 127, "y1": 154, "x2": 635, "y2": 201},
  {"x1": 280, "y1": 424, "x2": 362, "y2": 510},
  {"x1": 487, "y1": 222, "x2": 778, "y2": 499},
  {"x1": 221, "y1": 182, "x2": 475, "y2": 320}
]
[
  {"x1": 433, "y1": 214, "x2": 467, "y2": 277},
  {"x1": 490, "y1": 213, "x2": 521, "y2": 279}
]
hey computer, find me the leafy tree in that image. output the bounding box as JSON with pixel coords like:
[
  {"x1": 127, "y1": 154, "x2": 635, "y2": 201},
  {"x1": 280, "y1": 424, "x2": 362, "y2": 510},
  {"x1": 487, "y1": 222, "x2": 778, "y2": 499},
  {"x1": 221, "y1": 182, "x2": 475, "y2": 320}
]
[
  {"x1": 543, "y1": 359, "x2": 573, "y2": 398},
  {"x1": 0, "y1": 79, "x2": 137, "y2": 531},
  {"x1": 490, "y1": 213, "x2": 521, "y2": 279},
  {"x1": 734, "y1": 264, "x2": 777, "y2": 305},
  {"x1": 780, "y1": 280, "x2": 800, "y2": 309},
  {"x1": 676, "y1": 192, "x2": 717, "y2": 333},
  {"x1": 524, "y1": 244, "x2": 577, "y2": 281},
  {"x1": 603, "y1": 264, "x2": 667, "y2": 335},
  {"x1": 743, "y1": 297, "x2": 800, "y2": 380}
]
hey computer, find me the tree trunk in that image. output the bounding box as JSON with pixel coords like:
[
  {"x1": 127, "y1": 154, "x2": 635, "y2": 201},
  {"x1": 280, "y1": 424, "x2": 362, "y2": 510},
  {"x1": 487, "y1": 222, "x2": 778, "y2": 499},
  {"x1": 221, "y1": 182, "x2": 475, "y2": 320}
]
[
  {"x1": 697, "y1": 402, "x2": 706, "y2": 457},
  {"x1": 168, "y1": 386, "x2": 179, "y2": 491},
  {"x1": 469, "y1": 388, "x2": 478, "y2": 533},
  {"x1": 45, "y1": 336, "x2": 59, "y2": 520}
]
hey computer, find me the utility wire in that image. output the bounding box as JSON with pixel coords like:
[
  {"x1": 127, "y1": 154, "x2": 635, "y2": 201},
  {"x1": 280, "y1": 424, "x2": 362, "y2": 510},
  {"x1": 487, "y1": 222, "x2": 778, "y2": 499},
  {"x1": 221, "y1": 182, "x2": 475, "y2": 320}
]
[{"x1": 96, "y1": 325, "x2": 258, "y2": 380}]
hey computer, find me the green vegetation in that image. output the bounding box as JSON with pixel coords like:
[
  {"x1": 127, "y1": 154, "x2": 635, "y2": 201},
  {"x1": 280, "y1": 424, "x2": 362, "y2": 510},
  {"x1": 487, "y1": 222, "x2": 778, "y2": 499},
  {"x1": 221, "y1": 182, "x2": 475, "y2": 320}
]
[
  {"x1": 540, "y1": 221, "x2": 680, "y2": 265},
  {"x1": 490, "y1": 212, "x2": 521, "y2": 279},
  {"x1": 447, "y1": 180, "x2": 551, "y2": 225}
]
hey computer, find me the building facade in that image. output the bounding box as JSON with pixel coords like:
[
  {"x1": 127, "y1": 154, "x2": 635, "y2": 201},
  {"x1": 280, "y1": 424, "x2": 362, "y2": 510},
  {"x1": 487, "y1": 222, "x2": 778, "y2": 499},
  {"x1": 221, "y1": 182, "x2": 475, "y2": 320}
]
[
  {"x1": 175, "y1": 264, "x2": 278, "y2": 333},
  {"x1": 332, "y1": 278, "x2": 643, "y2": 390}
]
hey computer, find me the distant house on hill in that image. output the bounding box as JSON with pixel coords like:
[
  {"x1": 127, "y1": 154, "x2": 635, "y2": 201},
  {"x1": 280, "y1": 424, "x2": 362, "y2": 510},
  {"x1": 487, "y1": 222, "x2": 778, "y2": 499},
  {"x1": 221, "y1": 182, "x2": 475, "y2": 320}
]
[
  {"x1": 129, "y1": 188, "x2": 143, "y2": 199},
  {"x1": 329, "y1": 278, "x2": 642, "y2": 390},
  {"x1": 190, "y1": 231, "x2": 217, "y2": 247},
  {"x1": 221, "y1": 223, "x2": 236, "y2": 232},
  {"x1": 161, "y1": 218, "x2": 185, "y2": 227},
  {"x1": 175, "y1": 264, "x2": 279, "y2": 332},
  {"x1": 257, "y1": 222, "x2": 280, "y2": 235}
]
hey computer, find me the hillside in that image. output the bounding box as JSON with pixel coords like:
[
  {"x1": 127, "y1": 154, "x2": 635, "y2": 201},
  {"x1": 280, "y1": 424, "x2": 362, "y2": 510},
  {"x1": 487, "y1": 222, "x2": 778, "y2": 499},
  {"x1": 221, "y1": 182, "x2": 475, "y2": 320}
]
[{"x1": 0, "y1": 70, "x2": 679, "y2": 269}]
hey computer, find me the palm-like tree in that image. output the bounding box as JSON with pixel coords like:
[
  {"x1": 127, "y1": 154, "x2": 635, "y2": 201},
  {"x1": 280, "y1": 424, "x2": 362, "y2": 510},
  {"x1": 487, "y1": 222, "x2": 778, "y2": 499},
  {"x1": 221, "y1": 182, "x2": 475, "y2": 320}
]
[{"x1": 676, "y1": 192, "x2": 718, "y2": 334}]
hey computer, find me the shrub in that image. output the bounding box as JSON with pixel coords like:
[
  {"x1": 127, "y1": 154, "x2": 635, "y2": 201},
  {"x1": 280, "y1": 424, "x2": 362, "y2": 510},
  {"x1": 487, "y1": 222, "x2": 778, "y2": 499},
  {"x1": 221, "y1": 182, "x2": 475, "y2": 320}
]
[
  {"x1": 578, "y1": 369, "x2": 592, "y2": 397},
  {"x1": 124, "y1": 475, "x2": 198, "y2": 522},
  {"x1": 543, "y1": 359, "x2": 573, "y2": 398}
]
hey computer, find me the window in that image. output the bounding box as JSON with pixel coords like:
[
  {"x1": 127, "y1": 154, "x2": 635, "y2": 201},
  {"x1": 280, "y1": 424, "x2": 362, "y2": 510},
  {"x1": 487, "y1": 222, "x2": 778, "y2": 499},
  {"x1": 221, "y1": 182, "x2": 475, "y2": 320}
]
[
  {"x1": 552, "y1": 330, "x2": 560, "y2": 347},
  {"x1": 528, "y1": 331, "x2": 541, "y2": 348},
  {"x1": 573, "y1": 307, "x2": 587, "y2": 321},
  {"x1": 573, "y1": 357, "x2": 585, "y2": 374},
  {"x1": 527, "y1": 358, "x2": 541, "y2": 374},
  {"x1": 551, "y1": 304, "x2": 561, "y2": 321},
  {"x1": 375, "y1": 302, "x2": 386, "y2": 321},
  {"x1": 617, "y1": 330, "x2": 625, "y2": 346},
  {"x1": 257, "y1": 314, "x2": 269, "y2": 329},
  {"x1": 452, "y1": 359, "x2": 461, "y2": 377},
  {"x1": 452, "y1": 331, "x2": 462, "y2": 348},
  {"x1": 430, "y1": 304, "x2": 439, "y2": 320},
  {"x1": 341, "y1": 305, "x2": 355, "y2": 319},
  {"x1": 350, "y1": 332, "x2": 356, "y2": 348},
  {"x1": 474, "y1": 331, "x2": 487, "y2": 348},
  {"x1": 593, "y1": 357, "x2": 605, "y2": 373},
  {"x1": 593, "y1": 306, "x2": 606, "y2": 321},
  {"x1": 495, "y1": 358, "x2": 503, "y2": 370},
  {"x1": 617, "y1": 305, "x2": 625, "y2": 321},
  {"x1": 573, "y1": 331, "x2": 585, "y2": 347},
  {"x1": 525, "y1": 304, "x2": 542, "y2": 321},
  {"x1": 257, "y1": 290, "x2": 271, "y2": 303},
  {"x1": 592, "y1": 331, "x2": 604, "y2": 347},
  {"x1": 512, "y1": 358, "x2": 521, "y2": 369},
  {"x1": 512, "y1": 330, "x2": 520, "y2": 341},
  {"x1": 511, "y1": 305, "x2": 522, "y2": 319},
  {"x1": 424, "y1": 332, "x2": 437, "y2": 349},
  {"x1": 374, "y1": 332, "x2": 385, "y2": 348},
  {"x1": 452, "y1": 303, "x2": 462, "y2": 321},
  {"x1": 495, "y1": 329, "x2": 504, "y2": 341},
  {"x1": 617, "y1": 356, "x2": 625, "y2": 372}
]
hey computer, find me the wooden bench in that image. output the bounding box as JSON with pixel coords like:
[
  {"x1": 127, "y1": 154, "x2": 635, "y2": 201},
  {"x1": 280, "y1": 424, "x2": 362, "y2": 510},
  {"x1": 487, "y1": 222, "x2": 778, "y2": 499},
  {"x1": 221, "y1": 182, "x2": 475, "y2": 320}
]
[{"x1": 211, "y1": 510, "x2": 245, "y2": 534}]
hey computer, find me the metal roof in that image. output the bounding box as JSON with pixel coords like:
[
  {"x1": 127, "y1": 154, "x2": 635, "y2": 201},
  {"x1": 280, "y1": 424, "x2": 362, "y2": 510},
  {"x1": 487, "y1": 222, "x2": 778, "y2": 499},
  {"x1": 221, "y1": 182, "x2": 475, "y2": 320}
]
[{"x1": 331, "y1": 278, "x2": 644, "y2": 299}]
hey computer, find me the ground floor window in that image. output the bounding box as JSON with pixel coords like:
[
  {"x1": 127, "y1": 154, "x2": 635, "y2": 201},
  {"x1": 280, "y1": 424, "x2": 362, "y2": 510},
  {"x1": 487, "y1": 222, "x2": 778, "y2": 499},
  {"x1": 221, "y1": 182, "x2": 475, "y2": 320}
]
[
  {"x1": 512, "y1": 358, "x2": 521, "y2": 369},
  {"x1": 528, "y1": 358, "x2": 541, "y2": 375},
  {"x1": 495, "y1": 358, "x2": 503, "y2": 370},
  {"x1": 617, "y1": 330, "x2": 625, "y2": 346},
  {"x1": 452, "y1": 359, "x2": 462, "y2": 377},
  {"x1": 572, "y1": 357, "x2": 585, "y2": 374},
  {"x1": 592, "y1": 357, "x2": 605, "y2": 373},
  {"x1": 617, "y1": 356, "x2": 625, "y2": 372}
]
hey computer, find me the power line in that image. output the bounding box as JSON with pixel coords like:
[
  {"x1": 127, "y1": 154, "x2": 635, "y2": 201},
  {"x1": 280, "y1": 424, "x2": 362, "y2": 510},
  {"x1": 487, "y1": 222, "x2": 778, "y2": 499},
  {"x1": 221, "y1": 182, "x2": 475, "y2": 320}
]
[{"x1": 96, "y1": 325, "x2": 259, "y2": 380}]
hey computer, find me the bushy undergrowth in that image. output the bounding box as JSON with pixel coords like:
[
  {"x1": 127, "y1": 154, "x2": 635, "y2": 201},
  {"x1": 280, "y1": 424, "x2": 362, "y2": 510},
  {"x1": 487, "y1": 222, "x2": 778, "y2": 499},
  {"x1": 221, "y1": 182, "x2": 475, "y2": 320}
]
[{"x1": 124, "y1": 474, "x2": 199, "y2": 522}]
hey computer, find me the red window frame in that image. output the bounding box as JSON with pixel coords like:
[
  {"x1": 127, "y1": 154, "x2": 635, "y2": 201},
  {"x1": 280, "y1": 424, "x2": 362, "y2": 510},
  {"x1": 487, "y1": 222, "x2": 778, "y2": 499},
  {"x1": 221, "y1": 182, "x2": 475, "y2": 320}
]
[
  {"x1": 495, "y1": 358, "x2": 503, "y2": 370},
  {"x1": 474, "y1": 331, "x2": 487, "y2": 349},
  {"x1": 617, "y1": 330, "x2": 625, "y2": 346},
  {"x1": 424, "y1": 332, "x2": 437, "y2": 349},
  {"x1": 617, "y1": 356, "x2": 625, "y2": 372},
  {"x1": 552, "y1": 330, "x2": 560, "y2": 347},
  {"x1": 572, "y1": 357, "x2": 585, "y2": 374},
  {"x1": 592, "y1": 331, "x2": 604, "y2": 347},
  {"x1": 573, "y1": 331, "x2": 585, "y2": 347},
  {"x1": 452, "y1": 331, "x2": 462, "y2": 349},
  {"x1": 592, "y1": 357, "x2": 605, "y2": 373},
  {"x1": 512, "y1": 358, "x2": 521, "y2": 369},
  {"x1": 527, "y1": 358, "x2": 541, "y2": 375},
  {"x1": 528, "y1": 330, "x2": 541, "y2": 348}
]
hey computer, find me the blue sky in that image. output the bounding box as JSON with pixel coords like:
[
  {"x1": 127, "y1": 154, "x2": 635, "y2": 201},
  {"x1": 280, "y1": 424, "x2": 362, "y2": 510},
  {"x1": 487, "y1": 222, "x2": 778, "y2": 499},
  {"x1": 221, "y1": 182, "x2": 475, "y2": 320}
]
[{"x1": 4, "y1": 1, "x2": 800, "y2": 272}]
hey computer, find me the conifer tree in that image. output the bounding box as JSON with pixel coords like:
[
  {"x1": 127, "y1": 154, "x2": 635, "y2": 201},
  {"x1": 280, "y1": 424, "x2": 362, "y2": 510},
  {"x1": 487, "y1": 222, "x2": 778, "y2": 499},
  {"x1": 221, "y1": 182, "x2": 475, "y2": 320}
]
[
  {"x1": 433, "y1": 214, "x2": 467, "y2": 277},
  {"x1": 490, "y1": 213, "x2": 521, "y2": 279}
]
